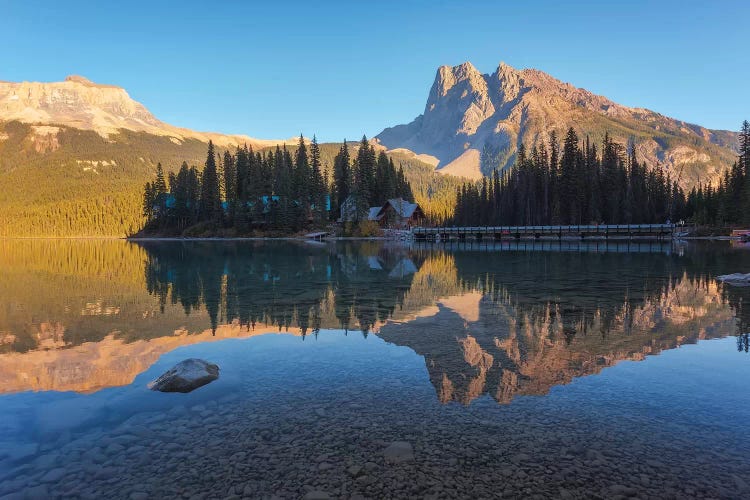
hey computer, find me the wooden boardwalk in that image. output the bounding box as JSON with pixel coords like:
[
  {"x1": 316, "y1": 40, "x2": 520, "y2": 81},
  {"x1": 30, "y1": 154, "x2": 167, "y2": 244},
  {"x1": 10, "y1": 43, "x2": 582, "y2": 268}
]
[
  {"x1": 412, "y1": 223, "x2": 675, "y2": 241},
  {"x1": 412, "y1": 239, "x2": 676, "y2": 255}
]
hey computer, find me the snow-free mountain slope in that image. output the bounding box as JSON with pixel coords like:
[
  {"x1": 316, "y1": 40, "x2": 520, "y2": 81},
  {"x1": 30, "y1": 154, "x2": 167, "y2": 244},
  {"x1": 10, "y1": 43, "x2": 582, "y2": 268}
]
[
  {"x1": 0, "y1": 75, "x2": 286, "y2": 149},
  {"x1": 376, "y1": 61, "x2": 738, "y2": 187}
]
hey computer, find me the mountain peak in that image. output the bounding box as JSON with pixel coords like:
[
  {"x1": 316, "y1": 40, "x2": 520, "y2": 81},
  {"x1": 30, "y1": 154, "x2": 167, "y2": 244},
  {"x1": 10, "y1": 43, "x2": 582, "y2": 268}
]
[
  {"x1": 377, "y1": 60, "x2": 738, "y2": 186},
  {"x1": 63, "y1": 75, "x2": 119, "y2": 89},
  {"x1": 433, "y1": 62, "x2": 484, "y2": 95},
  {"x1": 454, "y1": 61, "x2": 480, "y2": 74},
  {"x1": 495, "y1": 61, "x2": 514, "y2": 74},
  {"x1": 66, "y1": 75, "x2": 95, "y2": 85}
]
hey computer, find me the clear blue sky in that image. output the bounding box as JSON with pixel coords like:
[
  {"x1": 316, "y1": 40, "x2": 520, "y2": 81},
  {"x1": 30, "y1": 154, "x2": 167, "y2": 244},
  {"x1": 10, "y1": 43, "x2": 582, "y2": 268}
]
[{"x1": 2, "y1": 0, "x2": 748, "y2": 142}]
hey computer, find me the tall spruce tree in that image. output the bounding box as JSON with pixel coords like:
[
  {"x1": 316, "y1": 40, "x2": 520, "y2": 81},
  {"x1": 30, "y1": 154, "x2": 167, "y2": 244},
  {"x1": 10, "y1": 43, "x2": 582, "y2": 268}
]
[
  {"x1": 155, "y1": 163, "x2": 167, "y2": 195},
  {"x1": 309, "y1": 135, "x2": 327, "y2": 224},
  {"x1": 559, "y1": 128, "x2": 579, "y2": 224},
  {"x1": 199, "y1": 141, "x2": 222, "y2": 222},
  {"x1": 293, "y1": 135, "x2": 311, "y2": 228},
  {"x1": 143, "y1": 182, "x2": 156, "y2": 220},
  {"x1": 354, "y1": 136, "x2": 377, "y2": 206},
  {"x1": 333, "y1": 140, "x2": 351, "y2": 217},
  {"x1": 375, "y1": 151, "x2": 393, "y2": 204},
  {"x1": 223, "y1": 151, "x2": 237, "y2": 224}
]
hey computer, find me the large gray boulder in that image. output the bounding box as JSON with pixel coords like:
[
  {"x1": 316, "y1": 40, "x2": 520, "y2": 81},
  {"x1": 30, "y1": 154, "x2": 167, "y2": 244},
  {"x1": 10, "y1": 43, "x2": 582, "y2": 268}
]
[{"x1": 148, "y1": 359, "x2": 219, "y2": 393}]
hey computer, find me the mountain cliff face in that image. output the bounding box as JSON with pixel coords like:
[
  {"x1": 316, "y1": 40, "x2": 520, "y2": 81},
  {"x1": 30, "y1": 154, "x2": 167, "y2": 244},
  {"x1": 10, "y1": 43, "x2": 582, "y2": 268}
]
[
  {"x1": 376, "y1": 61, "x2": 738, "y2": 186},
  {"x1": 0, "y1": 75, "x2": 281, "y2": 149}
]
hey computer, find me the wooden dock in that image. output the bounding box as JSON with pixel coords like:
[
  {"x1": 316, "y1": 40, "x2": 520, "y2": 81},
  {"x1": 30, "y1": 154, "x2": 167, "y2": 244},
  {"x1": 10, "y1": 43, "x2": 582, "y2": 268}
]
[
  {"x1": 412, "y1": 224, "x2": 675, "y2": 241},
  {"x1": 304, "y1": 231, "x2": 329, "y2": 241}
]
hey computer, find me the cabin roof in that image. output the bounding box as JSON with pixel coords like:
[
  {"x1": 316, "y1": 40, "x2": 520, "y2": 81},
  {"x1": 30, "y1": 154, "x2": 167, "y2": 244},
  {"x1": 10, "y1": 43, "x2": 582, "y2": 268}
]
[
  {"x1": 380, "y1": 198, "x2": 421, "y2": 218},
  {"x1": 368, "y1": 207, "x2": 383, "y2": 221}
]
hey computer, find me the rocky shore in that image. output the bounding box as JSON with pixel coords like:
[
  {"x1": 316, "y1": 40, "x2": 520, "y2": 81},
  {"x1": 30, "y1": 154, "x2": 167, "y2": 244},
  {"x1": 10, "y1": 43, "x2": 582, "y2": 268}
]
[{"x1": 1, "y1": 385, "x2": 747, "y2": 500}]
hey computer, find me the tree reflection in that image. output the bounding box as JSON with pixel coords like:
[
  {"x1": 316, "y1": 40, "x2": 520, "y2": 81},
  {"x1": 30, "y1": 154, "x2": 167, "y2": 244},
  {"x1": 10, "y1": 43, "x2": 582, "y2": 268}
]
[
  {"x1": 739, "y1": 333, "x2": 750, "y2": 353},
  {"x1": 138, "y1": 241, "x2": 750, "y2": 406},
  {"x1": 138, "y1": 241, "x2": 750, "y2": 350},
  {"x1": 2, "y1": 239, "x2": 749, "y2": 398},
  {"x1": 140, "y1": 241, "x2": 422, "y2": 335}
]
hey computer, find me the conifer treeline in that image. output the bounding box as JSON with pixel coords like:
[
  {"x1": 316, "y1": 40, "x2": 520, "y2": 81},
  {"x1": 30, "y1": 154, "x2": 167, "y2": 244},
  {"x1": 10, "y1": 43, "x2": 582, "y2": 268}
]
[
  {"x1": 142, "y1": 135, "x2": 413, "y2": 234},
  {"x1": 331, "y1": 137, "x2": 413, "y2": 216},
  {"x1": 454, "y1": 122, "x2": 750, "y2": 227},
  {"x1": 687, "y1": 121, "x2": 750, "y2": 226}
]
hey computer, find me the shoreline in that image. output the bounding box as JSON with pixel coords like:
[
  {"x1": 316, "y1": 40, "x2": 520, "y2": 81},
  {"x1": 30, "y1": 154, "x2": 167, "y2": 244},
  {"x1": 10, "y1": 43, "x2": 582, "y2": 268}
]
[
  {"x1": 0, "y1": 235, "x2": 746, "y2": 242},
  {"x1": 126, "y1": 236, "x2": 390, "y2": 242}
]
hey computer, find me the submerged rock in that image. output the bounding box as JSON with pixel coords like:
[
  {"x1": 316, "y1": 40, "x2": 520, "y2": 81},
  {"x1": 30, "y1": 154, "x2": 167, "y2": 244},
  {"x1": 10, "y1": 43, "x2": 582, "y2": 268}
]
[
  {"x1": 303, "y1": 491, "x2": 332, "y2": 500},
  {"x1": 148, "y1": 359, "x2": 219, "y2": 393},
  {"x1": 383, "y1": 441, "x2": 414, "y2": 463},
  {"x1": 717, "y1": 273, "x2": 750, "y2": 286}
]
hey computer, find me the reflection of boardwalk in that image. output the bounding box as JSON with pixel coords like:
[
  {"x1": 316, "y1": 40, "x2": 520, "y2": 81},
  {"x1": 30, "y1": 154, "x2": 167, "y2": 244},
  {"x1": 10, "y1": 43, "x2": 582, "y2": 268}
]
[
  {"x1": 413, "y1": 239, "x2": 676, "y2": 254},
  {"x1": 414, "y1": 223, "x2": 675, "y2": 241}
]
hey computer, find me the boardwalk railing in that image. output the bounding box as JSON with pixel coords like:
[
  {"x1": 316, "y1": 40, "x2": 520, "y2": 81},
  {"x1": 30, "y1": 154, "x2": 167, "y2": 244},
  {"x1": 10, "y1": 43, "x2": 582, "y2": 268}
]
[
  {"x1": 412, "y1": 224, "x2": 675, "y2": 241},
  {"x1": 412, "y1": 239, "x2": 675, "y2": 255}
]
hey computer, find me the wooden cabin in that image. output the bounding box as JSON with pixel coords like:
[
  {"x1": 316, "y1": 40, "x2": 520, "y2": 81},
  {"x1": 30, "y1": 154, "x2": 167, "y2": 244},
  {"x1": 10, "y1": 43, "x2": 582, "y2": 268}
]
[
  {"x1": 372, "y1": 198, "x2": 425, "y2": 229},
  {"x1": 340, "y1": 196, "x2": 424, "y2": 229}
]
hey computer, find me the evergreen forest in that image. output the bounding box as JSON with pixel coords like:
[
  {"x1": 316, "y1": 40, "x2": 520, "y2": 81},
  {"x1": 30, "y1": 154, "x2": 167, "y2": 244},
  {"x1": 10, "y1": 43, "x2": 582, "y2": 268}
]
[
  {"x1": 141, "y1": 136, "x2": 416, "y2": 236},
  {"x1": 454, "y1": 122, "x2": 750, "y2": 228}
]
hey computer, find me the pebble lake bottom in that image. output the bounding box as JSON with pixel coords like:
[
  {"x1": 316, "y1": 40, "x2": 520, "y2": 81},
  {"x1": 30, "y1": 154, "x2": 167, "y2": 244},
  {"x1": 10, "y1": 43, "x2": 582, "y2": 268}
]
[
  {"x1": 0, "y1": 239, "x2": 749, "y2": 499},
  {"x1": 1, "y1": 334, "x2": 748, "y2": 499}
]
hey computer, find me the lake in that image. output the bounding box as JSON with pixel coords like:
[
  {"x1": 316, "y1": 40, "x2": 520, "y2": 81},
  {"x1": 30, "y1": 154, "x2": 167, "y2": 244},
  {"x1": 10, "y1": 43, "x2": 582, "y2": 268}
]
[{"x1": 0, "y1": 239, "x2": 749, "y2": 499}]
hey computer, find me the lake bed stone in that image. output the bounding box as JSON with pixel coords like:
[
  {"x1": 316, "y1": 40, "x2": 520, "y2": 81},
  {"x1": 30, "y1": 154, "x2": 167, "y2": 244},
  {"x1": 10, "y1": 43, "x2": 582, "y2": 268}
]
[
  {"x1": 383, "y1": 441, "x2": 414, "y2": 464},
  {"x1": 40, "y1": 467, "x2": 65, "y2": 483},
  {"x1": 148, "y1": 359, "x2": 219, "y2": 393}
]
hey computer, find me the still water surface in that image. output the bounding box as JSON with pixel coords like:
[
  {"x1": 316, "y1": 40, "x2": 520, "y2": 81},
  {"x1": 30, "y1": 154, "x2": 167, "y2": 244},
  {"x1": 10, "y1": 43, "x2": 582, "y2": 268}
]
[{"x1": 0, "y1": 239, "x2": 749, "y2": 498}]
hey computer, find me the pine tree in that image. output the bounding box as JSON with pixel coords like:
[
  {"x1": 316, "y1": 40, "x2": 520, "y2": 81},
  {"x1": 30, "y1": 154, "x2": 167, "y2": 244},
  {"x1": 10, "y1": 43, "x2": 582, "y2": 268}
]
[
  {"x1": 548, "y1": 131, "x2": 561, "y2": 224},
  {"x1": 234, "y1": 146, "x2": 250, "y2": 230},
  {"x1": 559, "y1": 128, "x2": 579, "y2": 224},
  {"x1": 354, "y1": 136, "x2": 377, "y2": 206},
  {"x1": 270, "y1": 146, "x2": 291, "y2": 229},
  {"x1": 154, "y1": 163, "x2": 167, "y2": 196},
  {"x1": 309, "y1": 135, "x2": 327, "y2": 224},
  {"x1": 375, "y1": 151, "x2": 392, "y2": 204},
  {"x1": 293, "y1": 135, "x2": 311, "y2": 228},
  {"x1": 143, "y1": 182, "x2": 155, "y2": 220},
  {"x1": 333, "y1": 140, "x2": 352, "y2": 217},
  {"x1": 235, "y1": 146, "x2": 249, "y2": 204},
  {"x1": 187, "y1": 166, "x2": 201, "y2": 222},
  {"x1": 396, "y1": 161, "x2": 414, "y2": 201},
  {"x1": 199, "y1": 141, "x2": 222, "y2": 222},
  {"x1": 223, "y1": 151, "x2": 237, "y2": 225}
]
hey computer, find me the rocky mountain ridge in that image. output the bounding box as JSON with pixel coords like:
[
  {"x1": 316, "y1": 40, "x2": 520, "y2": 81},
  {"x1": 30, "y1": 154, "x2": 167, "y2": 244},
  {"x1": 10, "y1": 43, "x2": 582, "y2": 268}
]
[
  {"x1": 376, "y1": 61, "x2": 738, "y2": 186},
  {"x1": 0, "y1": 75, "x2": 285, "y2": 149}
]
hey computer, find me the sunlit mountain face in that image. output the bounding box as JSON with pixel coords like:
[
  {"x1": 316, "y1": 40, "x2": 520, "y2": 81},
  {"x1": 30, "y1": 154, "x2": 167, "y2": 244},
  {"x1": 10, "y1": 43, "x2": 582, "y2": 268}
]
[{"x1": 0, "y1": 240, "x2": 748, "y2": 400}]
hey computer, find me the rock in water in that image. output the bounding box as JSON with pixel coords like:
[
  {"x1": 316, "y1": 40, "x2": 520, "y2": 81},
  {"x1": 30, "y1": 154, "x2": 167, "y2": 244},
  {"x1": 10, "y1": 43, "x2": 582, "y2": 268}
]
[
  {"x1": 717, "y1": 273, "x2": 750, "y2": 286},
  {"x1": 383, "y1": 441, "x2": 414, "y2": 463},
  {"x1": 148, "y1": 359, "x2": 219, "y2": 393}
]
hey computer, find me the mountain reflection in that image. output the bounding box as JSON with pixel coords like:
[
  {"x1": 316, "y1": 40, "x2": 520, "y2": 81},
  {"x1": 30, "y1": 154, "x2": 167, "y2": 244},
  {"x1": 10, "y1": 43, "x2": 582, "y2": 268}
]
[{"x1": 0, "y1": 240, "x2": 748, "y2": 401}]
